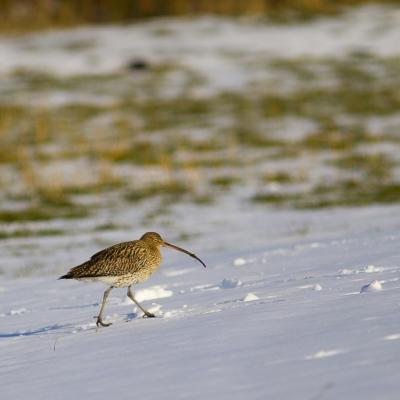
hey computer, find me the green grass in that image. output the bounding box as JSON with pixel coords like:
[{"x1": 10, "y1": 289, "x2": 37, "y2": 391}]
[
  {"x1": 0, "y1": 208, "x2": 55, "y2": 222},
  {"x1": 102, "y1": 141, "x2": 173, "y2": 164},
  {"x1": 182, "y1": 158, "x2": 245, "y2": 168},
  {"x1": 211, "y1": 176, "x2": 241, "y2": 188},
  {"x1": 60, "y1": 180, "x2": 125, "y2": 195},
  {"x1": 307, "y1": 180, "x2": 400, "y2": 207},
  {"x1": 19, "y1": 190, "x2": 95, "y2": 217},
  {"x1": 140, "y1": 97, "x2": 213, "y2": 131},
  {"x1": 0, "y1": 206, "x2": 89, "y2": 223},
  {"x1": 125, "y1": 181, "x2": 190, "y2": 202},
  {"x1": 301, "y1": 127, "x2": 378, "y2": 151},
  {"x1": 331, "y1": 153, "x2": 395, "y2": 181},
  {"x1": 264, "y1": 57, "x2": 400, "y2": 118},
  {"x1": 0, "y1": 228, "x2": 64, "y2": 240},
  {"x1": 252, "y1": 179, "x2": 400, "y2": 209},
  {"x1": 262, "y1": 171, "x2": 298, "y2": 183},
  {"x1": 252, "y1": 192, "x2": 302, "y2": 205},
  {"x1": 94, "y1": 223, "x2": 127, "y2": 231}
]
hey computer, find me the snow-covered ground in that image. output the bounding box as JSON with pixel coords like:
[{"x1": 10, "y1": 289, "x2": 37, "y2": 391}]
[
  {"x1": 1, "y1": 204, "x2": 400, "y2": 399},
  {"x1": 1, "y1": 5, "x2": 400, "y2": 399}
]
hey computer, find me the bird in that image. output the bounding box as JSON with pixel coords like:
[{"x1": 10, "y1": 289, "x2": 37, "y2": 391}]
[{"x1": 59, "y1": 232, "x2": 206, "y2": 327}]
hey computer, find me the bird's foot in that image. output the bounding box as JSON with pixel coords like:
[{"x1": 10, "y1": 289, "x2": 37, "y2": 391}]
[
  {"x1": 95, "y1": 316, "x2": 112, "y2": 327},
  {"x1": 143, "y1": 312, "x2": 156, "y2": 318}
]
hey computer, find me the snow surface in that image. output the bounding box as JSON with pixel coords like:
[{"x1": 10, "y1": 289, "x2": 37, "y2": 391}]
[
  {"x1": 360, "y1": 280, "x2": 383, "y2": 293},
  {"x1": 313, "y1": 283, "x2": 323, "y2": 291},
  {"x1": 242, "y1": 292, "x2": 259, "y2": 302},
  {"x1": 1, "y1": 221, "x2": 400, "y2": 400}
]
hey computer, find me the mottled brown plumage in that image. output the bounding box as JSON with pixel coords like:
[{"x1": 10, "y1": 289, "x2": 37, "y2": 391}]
[{"x1": 59, "y1": 232, "x2": 206, "y2": 327}]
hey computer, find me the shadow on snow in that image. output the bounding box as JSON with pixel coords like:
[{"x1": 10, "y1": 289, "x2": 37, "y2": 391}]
[{"x1": 0, "y1": 323, "x2": 73, "y2": 338}]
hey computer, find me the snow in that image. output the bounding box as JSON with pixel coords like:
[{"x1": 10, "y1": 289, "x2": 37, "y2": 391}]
[
  {"x1": 134, "y1": 285, "x2": 174, "y2": 302},
  {"x1": 313, "y1": 283, "x2": 323, "y2": 291},
  {"x1": 360, "y1": 280, "x2": 383, "y2": 293},
  {"x1": 384, "y1": 334, "x2": 400, "y2": 341},
  {"x1": 363, "y1": 265, "x2": 383, "y2": 273},
  {"x1": 220, "y1": 277, "x2": 242, "y2": 289},
  {"x1": 2, "y1": 223, "x2": 400, "y2": 399},
  {"x1": 233, "y1": 257, "x2": 247, "y2": 267},
  {"x1": 305, "y1": 349, "x2": 344, "y2": 360},
  {"x1": 242, "y1": 293, "x2": 259, "y2": 302},
  {"x1": 8, "y1": 307, "x2": 29, "y2": 316}
]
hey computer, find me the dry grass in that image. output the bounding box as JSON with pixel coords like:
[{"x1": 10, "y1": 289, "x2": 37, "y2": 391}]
[{"x1": 0, "y1": 0, "x2": 397, "y2": 33}]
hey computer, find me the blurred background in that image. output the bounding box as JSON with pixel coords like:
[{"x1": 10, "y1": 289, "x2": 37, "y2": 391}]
[
  {"x1": 0, "y1": 0, "x2": 400, "y2": 277},
  {"x1": 1, "y1": 1, "x2": 397, "y2": 28}
]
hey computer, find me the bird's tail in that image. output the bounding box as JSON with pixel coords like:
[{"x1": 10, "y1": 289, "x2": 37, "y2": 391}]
[{"x1": 58, "y1": 261, "x2": 92, "y2": 280}]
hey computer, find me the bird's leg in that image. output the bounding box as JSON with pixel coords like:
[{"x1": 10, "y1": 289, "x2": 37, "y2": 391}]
[
  {"x1": 96, "y1": 286, "x2": 113, "y2": 327},
  {"x1": 127, "y1": 286, "x2": 155, "y2": 318}
]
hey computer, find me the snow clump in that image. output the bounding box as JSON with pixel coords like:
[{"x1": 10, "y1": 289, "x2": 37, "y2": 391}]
[
  {"x1": 135, "y1": 286, "x2": 174, "y2": 302},
  {"x1": 362, "y1": 265, "x2": 382, "y2": 273},
  {"x1": 9, "y1": 308, "x2": 28, "y2": 316},
  {"x1": 233, "y1": 257, "x2": 247, "y2": 266},
  {"x1": 384, "y1": 334, "x2": 400, "y2": 341},
  {"x1": 360, "y1": 280, "x2": 382, "y2": 293},
  {"x1": 306, "y1": 349, "x2": 343, "y2": 360},
  {"x1": 339, "y1": 268, "x2": 354, "y2": 275},
  {"x1": 242, "y1": 293, "x2": 259, "y2": 302}
]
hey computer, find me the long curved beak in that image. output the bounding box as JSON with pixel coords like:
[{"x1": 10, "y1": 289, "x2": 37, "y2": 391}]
[{"x1": 163, "y1": 242, "x2": 206, "y2": 268}]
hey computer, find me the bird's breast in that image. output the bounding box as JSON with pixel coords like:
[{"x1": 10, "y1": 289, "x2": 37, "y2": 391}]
[
  {"x1": 131, "y1": 247, "x2": 162, "y2": 281},
  {"x1": 145, "y1": 250, "x2": 162, "y2": 274}
]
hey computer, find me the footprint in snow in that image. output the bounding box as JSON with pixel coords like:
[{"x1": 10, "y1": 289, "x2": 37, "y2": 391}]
[
  {"x1": 72, "y1": 322, "x2": 97, "y2": 333},
  {"x1": 1, "y1": 308, "x2": 30, "y2": 316},
  {"x1": 219, "y1": 278, "x2": 242, "y2": 289},
  {"x1": 190, "y1": 284, "x2": 218, "y2": 292},
  {"x1": 0, "y1": 323, "x2": 68, "y2": 338},
  {"x1": 49, "y1": 303, "x2": 99, "y2": 311}
]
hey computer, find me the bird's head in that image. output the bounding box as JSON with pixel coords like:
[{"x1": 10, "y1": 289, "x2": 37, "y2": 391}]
[
  {"x1": 140, "y1": 231, "x2": 206, "y2": 268},
  {"x1": 140, "y1": 231, "x2": 164, "y2": 247}
]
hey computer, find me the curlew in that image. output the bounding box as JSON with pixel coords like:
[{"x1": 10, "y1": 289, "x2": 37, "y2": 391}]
[{"x1": 59, "y1": 232, "x2": 206, "y2": 327}]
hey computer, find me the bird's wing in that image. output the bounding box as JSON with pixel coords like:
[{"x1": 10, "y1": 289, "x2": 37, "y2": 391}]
[
  {"x1": 90, "y1": 241, "x2": 137, "y2": 261},
  {"x1": 64, "y1": 241, "x2": 150, "y2": 278}
]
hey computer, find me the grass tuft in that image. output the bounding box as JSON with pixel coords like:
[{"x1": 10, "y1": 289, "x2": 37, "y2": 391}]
[{"x1": 125, "y1": 181, "x2": 190, "y2": 202}]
